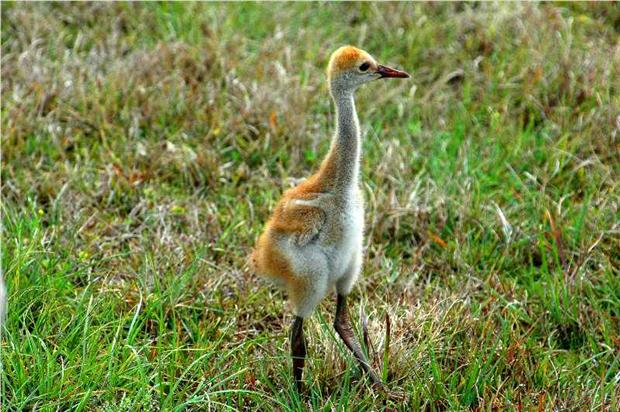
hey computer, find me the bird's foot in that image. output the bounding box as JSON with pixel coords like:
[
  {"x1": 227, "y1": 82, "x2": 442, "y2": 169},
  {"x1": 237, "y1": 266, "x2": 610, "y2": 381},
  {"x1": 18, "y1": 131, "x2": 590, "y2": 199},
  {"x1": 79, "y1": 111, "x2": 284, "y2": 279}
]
[{"x1": 370, "y1": 382, "x2": 407, "y2": 402}]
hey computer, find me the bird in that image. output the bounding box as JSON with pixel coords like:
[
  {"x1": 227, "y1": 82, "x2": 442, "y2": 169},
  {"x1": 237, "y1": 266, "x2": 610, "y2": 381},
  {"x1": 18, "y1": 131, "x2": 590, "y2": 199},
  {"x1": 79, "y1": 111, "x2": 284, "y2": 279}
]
[{"x1": 251, "y1": 45, "x2": 409, "y2": 393}]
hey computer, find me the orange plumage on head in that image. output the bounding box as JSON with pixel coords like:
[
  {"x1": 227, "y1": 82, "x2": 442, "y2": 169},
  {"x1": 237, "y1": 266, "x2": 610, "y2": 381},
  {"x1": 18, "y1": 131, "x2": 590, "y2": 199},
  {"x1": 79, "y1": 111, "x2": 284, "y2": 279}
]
[{"x1": 327, "y1": 46, "x2": 374, "y2": 80}]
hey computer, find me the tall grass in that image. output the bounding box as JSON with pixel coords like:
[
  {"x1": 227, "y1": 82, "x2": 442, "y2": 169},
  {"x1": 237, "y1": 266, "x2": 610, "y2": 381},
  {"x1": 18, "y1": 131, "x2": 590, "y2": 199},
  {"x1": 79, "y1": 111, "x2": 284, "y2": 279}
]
[{"x1": 2, "y1": 3, "x2": 619, "y2": 410}]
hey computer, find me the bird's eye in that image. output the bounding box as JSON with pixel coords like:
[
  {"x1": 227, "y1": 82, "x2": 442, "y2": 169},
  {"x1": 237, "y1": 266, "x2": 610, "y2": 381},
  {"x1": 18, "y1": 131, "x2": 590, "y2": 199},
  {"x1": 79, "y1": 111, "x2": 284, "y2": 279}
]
[{"x1": 359, "y1": 62, "x2": 370, "y2": 72}]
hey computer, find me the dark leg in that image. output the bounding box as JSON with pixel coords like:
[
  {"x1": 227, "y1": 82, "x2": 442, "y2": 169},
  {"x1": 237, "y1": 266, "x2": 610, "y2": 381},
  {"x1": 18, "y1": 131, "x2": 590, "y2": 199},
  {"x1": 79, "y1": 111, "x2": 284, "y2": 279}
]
[
  {"x1": 290, "y1": 316, "x2": 306, "y2": 393},
  {"x1": 334, "y1": 294, "x2": 383, "y2": 389}
]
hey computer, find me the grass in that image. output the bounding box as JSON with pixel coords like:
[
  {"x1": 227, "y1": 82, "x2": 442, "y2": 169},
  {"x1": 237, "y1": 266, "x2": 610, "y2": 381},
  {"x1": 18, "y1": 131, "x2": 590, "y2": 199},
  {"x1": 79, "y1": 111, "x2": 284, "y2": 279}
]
[{"x1": 1, "y1": 2, "x2": 619, "y2": 410}]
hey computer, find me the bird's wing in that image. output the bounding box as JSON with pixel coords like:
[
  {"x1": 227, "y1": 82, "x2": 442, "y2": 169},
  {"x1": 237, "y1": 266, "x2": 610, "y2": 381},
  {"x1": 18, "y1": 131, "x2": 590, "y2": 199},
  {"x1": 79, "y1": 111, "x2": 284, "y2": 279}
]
[{"x1": 270, "y1": 194, "x2": 326, "y2": 246}]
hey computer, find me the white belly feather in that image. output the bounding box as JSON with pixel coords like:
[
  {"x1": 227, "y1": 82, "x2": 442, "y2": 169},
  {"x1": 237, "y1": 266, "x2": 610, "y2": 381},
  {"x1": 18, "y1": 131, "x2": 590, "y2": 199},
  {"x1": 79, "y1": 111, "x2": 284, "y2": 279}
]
[
  {"x1": 325, "y1": 199, "x2": 364, "y2": 281},
  {"x1": 277, "y1": 191, "x2": 365, "y2": 291},
  {"x1": 307, "y1": 190, "x2": 364, "y2": 284}
]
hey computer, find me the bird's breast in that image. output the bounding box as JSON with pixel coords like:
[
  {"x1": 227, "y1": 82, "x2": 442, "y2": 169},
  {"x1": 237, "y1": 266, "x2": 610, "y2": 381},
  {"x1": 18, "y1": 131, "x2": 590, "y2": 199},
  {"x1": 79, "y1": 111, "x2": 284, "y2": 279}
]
[{"x1": 319, "y1": 195, "x2": 364, "y2": 277}]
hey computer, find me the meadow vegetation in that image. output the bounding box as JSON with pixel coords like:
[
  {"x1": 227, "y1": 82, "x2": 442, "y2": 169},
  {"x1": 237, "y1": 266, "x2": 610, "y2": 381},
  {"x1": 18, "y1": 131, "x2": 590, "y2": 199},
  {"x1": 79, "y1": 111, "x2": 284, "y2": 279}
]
[{"x1": 1, "y1": 2, "x2": 619, "y2": 410}]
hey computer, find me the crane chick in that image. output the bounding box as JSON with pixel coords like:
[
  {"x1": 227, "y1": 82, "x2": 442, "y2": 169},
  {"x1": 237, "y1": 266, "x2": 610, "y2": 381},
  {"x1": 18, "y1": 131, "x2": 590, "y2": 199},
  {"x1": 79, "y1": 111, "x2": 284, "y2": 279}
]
[{"x1": 251, "y1": 45, "x2": 409, "y2": 392}]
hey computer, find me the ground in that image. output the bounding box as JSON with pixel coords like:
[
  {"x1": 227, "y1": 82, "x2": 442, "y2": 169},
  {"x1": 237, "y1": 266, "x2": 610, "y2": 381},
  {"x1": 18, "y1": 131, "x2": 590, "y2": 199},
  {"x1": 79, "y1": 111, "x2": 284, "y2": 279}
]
[{"x1": 1, "y1": 3, "x2": 619, "y2": 411}]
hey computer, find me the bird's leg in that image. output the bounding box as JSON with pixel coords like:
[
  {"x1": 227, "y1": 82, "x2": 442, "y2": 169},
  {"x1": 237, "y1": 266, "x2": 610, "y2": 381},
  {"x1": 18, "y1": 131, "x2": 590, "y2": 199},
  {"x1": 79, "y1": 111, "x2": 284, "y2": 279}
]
[
  {"x1": 290, "y1": 316, "x2": 306, "y2": 393},
  {"x1": 334, "y1": 294, "x2": 383, "y2": 389}
]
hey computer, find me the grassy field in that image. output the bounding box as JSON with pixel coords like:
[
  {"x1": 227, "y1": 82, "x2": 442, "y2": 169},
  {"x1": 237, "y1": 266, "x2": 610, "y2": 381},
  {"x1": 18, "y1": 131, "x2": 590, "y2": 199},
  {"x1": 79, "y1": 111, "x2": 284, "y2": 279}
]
[{"x1": 2, "y1": 2, "x2": 619, "y2": 411}]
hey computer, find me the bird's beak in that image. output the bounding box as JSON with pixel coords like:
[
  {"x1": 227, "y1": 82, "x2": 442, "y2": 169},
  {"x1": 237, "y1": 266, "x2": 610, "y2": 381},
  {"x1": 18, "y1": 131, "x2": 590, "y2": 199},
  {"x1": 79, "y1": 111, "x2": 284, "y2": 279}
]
[{"x1": 376, "y1": 64, "x2": 410, "y2": 79}]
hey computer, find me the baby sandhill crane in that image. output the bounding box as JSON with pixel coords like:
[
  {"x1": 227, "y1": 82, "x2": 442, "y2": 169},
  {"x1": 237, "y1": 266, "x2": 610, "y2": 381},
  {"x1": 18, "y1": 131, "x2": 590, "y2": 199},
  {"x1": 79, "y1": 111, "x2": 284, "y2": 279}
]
[{"x1": 251, "y1": 46, "x2": 409, "y2": 392}]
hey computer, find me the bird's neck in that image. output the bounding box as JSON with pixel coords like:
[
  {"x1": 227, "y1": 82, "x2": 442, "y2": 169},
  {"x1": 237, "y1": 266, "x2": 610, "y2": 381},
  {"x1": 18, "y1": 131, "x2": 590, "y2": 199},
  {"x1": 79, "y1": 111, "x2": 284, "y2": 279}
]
[{"x1": 321, "y1": 90, "x2": 360, "y2": 193}]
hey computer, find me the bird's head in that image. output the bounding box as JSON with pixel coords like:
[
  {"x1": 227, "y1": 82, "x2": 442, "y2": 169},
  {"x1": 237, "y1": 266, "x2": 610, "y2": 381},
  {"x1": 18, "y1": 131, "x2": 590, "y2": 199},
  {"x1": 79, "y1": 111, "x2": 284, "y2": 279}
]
[{"x1": 327, "y1": 45, "x2": 409, "y2": 96}]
